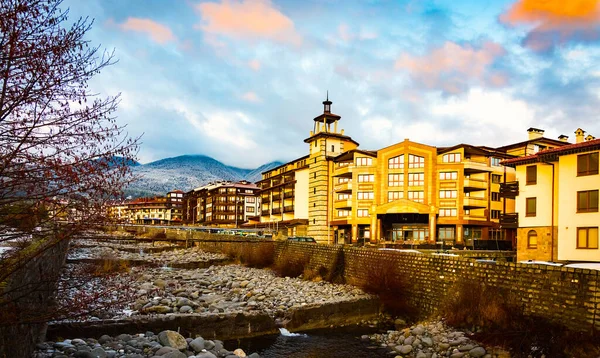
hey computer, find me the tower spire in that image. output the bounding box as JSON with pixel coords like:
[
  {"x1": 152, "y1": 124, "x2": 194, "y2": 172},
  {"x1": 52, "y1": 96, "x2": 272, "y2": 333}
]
[{"x1": 323, "y1": 91, "x2": 332, "y2": 114}]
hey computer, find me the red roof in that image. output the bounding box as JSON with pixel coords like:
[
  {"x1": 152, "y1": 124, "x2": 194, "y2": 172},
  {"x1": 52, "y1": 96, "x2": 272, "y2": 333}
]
[{"x1": 501, "y1": 138, "x2": 600, "y2": 166}]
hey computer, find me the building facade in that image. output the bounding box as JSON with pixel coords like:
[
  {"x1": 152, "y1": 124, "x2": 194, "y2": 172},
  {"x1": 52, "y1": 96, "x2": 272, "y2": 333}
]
[
  {"x1": 502, "y1": 131, "x2": 599, "y2": 262},
  {"x1": 258, "y1": 98, "x2": 574, "y2": 249},
  {"x1": 125, "y1": 189, "x2": 184, "y2": 225},
  {"x1": 184, "y1": 181, "x2": 260, "y2": 227}
]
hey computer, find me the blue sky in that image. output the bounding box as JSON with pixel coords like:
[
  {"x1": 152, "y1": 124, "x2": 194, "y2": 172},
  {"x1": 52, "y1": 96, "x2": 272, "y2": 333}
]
[{"x1": 64, "y1": 0, "x2": 600, "y2": 168}]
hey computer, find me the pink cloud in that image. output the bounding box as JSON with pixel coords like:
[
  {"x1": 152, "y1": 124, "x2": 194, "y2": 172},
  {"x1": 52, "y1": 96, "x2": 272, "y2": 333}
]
[
  {"x1": 194, "y1": 0, "x2": 301, "y2": 46},
  {"x1": 500, "y1": 0, "x2": 600, "y2": 52},
  {"x1": 241, "y1": 91, "x2": 261, "y2": 102},
  {"x1": 119, "y1": 18, "x2": 176, "y2": 44},
  {"x1": 338, "y1": 24, "x2": 352, "y2": 42},
  {"x1": 248, "y1": 59, "x2": 261, "y2": 71},
  {"x1": 395, "y1": 41, "x2": 507, "y2": 94}
]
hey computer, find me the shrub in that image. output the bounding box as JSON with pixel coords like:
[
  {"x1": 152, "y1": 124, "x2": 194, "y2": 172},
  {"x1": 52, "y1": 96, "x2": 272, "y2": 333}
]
[
  {"x1": 152, "y1": 231, "x2": 167, "y2": 239},
  {"x1": 360, "y1": 257, "x2": 414, "y2": 317},
  {"x1": 272, "y1": 251, "x2": 310, "y2": 278}
]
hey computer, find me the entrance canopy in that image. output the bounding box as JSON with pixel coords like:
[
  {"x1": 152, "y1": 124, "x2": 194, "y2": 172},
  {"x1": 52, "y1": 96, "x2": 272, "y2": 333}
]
[{"x1": 375, "y1": 198, "x2": 434, "y2": 215}]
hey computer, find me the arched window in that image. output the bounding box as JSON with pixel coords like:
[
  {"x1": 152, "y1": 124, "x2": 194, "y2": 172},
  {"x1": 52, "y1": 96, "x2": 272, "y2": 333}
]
[
  {"x1": 388, "y1": 155, "x2": 404, "y2": 169},
  {"x1": 527, "y1": 230, "x2": 537, "y2": 249}
]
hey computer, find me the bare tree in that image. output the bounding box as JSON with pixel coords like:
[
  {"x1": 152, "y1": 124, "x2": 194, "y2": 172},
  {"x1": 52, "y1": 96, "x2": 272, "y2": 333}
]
[{"x1": 0, "y1": 0, "x2": 139, "y2": 353}]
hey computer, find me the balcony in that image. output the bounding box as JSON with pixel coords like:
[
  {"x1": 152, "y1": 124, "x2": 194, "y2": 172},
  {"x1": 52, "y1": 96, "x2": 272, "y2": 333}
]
[
  {"x1": 463, "y1": 160, "x2": 492, "y2": 174},
  {"x1": 283, "y1": 205, "x2": 294, "y2": 213},
  {"x1": 284, "y1": 191, "x2": 294, "y2": 199},
  {"x1": 272, "y1": 193, "x2": 281, "y2": 201},
  {"x1": 333, "y1": 165, "x2": 353, "y2": 178},
  {"x1": 500, "y1": 213, "x2": 518, "y2": 229},
  {"x1": 272, "y1": 207, "x2": 282, "y2": 214},
  {"x1": 334, "y1": 182, "x2": 352, "y2": 193},
  {"x1": 334, "y1": 199, "x2": 352, "y2": 210},
  {"x1": 499, "y1": 181, "x2": 519, "y2": 198},
  {"x1": 261, "y1": 209, "x2": 270, "y2": 216},
  {"x1": 463, "y1": 197, "x2": 487, "y2": 209},
  {"x1": 463, "y1": 178, "x2": 487, "y2": 192}
]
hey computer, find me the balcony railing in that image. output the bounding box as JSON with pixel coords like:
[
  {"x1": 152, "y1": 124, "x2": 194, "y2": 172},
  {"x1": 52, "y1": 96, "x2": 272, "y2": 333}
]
[
  {"x1": 283, "y1": 191, "x2": 294, "y2": 199},
  {"x1": 463, "y1": 160, "x2": 492, "y2": 174},
  {"x1": 334, "y1": 182, "x2": 352, "y2": 193},
  {"x1": 261, "y1": 209, "x2": 270, "y2": 216},
  {"x1": 463, "y1": 197, "x2": 487, "y2": 209},
  {"x1": 334, "y1": 199, "x2": 352, "y2": 209},
  {"x1": 333, "y1": 164, "x2": 353, "y2": 178},
  {"x1": 283, "y1": 205, "x2": 294, "y2": 213},
  {"x1": 272, "y1": 193, "x2": 281, "y2": 201},
  {"x1": 272, "y1": 207, "x2": 282, "y2": 214},
  {"x1": 500, "y1": 213, "x2": 518, "y2": 229},
  {"x1": 499, "y1": 181, "x2": 519, "y2": 198},
  {"x1": 463, "y1": 178, "x2": 487, "y2": 191}
]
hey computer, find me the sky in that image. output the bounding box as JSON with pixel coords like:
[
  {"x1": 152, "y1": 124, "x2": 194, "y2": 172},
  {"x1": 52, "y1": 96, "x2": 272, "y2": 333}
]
[{"x1": 64, "y1": 0, "x2": 600, "y2": 168}]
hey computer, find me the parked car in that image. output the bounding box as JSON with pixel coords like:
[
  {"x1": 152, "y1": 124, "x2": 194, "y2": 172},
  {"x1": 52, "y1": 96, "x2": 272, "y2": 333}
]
[{"x1": 287, "y1": 236, "x2": 316, "y2": 243}]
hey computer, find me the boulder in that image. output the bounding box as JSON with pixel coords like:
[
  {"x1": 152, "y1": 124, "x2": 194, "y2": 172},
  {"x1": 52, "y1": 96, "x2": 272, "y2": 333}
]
[{"x1": 157, "y1": 331, "x2": 187, "y2": 351}]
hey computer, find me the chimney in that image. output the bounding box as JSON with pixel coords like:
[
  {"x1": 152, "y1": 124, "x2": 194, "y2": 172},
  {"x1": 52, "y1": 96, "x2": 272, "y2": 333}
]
[
  {"x1": 527, "y1": 127, "x2": 545, "y2": 140},
  {"x1": 558, "y1": 135, "x2": 569, "y2": 142},
  {"x1": 575, "y1": 128, "x2": 585, "y2": 143},
  {"x1": 585, "y1": 134, "x2": 596, "y2": 142}
]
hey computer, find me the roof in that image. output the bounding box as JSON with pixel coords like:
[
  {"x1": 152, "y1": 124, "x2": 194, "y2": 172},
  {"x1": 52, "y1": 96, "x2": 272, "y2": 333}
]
[
  {"x1": 496, "y1": 137, "x2": 568, "y2": 151},
  {"x1": 260, "y1": 154, "x2": 309, "y2": 175},
  {"x1": 304, "y1": 131, "x2": 360, "y2": 146},
  {"x1": 501, "y1": 138, "x2": 600, "y2": 166},
  {"x1": 437, "y1": 143, "x2": 515, "y2": 158},
  {"x1": 333, "y1": 149, "x2": 377, "y2": 162}
]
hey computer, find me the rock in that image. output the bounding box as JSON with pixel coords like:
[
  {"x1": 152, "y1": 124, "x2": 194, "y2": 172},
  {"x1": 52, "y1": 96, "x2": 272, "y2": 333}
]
[
  {"x1": 98, "y1": 335, "x2": 112, "y2": 344},
  {"x1": 157, "y1": 330, "x2": 187, "y2": 351},
  {"x1": 162, "y1": 351, "x2": 187, "y2": 358},
  {"x1": 399, "y1": 345, "x2": 413, "y2": 354},
  {"x1": 247, "y1": 354, "x2": 260, "y2": 358},
  {"x1": 412, "y1": 325, "x2": 425, "y2": 336},
  {"x1": 189, "y1": 337, "x2": 205, "y2": 352},
  {"x1": 74, "y1": 352, "x2": 96, "y2": 358},
  {"x1": 404, "y1": 335, "x2": 415, "y2": 346},
  {"x1": 145, "y1": 305, "x2": 172, "y2": 314},
  {"x1": 421, "y1": 337, "x2": 433, "y2": 347},
  {"x1": 155, "y1": 347, "x2": 177, "y2": 355},
  {"x1": 469, "y1": 347, "x2": 487, "y2": 357},
  {"x1": 416, "y1": 352, "x2": 427, "y2": 358},
  {"x1": 233, "y1": 348, "x2": 247, "y2": 357},
  {"x1": 179, "y1": 305, "x2": 193, "y2": 313},
  {"x1": 91, "y1": 347, "x2": 108, "y2": 358},
  {"x1": 116, "y1": 334, "x2": 132, "y2": 342},
  {"x1": 394, "y1": 318, "x2": 407, "y2": 329},
  {"x1": 204, "y1": 340, "x2": 216, "y2": 350},
  {"x1": 196, "y1": 352, "x2": 218, "y2": 358}
]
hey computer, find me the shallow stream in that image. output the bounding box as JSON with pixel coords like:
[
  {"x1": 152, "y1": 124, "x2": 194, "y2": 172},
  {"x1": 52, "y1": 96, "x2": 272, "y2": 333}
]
[{"x1": 225, "y1": 326, "x2": 392, "y2": 358}]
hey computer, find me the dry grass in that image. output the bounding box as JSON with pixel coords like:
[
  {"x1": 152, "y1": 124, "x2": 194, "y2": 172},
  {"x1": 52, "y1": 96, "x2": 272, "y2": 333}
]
[
  {"x1": 360, "y1": 258, "x2": 414, "y2": 317},
  {"x1": 221, "y1": 242, "x2": 275, "y2": 268},
  {"x1": 92, "y1": 253, "x2": 131, "y2": 275},
  {"x1": 272, "y1": 251, "x2": 310, "y2": 278}
]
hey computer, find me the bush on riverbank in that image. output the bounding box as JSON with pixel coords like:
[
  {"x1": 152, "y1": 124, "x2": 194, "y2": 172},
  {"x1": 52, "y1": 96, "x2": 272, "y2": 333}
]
[
  {"x1": 441, "y1": 279, "x2": 600, "y2": 357},
  {"x1": 221, "y1": 242, "x2": 274, "y2": 268}
]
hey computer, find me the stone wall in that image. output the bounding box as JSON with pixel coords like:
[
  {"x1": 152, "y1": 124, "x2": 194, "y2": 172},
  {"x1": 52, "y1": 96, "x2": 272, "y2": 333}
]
[
  {"x1": 0, "y1": 235, "x2": 70, "y2": 358},
  {"x1": 117, "y1": 226, "x2": 600, "y2": 333},
  {"x1": 274, "y1": 242, "x2": 599, "y2": 333}
]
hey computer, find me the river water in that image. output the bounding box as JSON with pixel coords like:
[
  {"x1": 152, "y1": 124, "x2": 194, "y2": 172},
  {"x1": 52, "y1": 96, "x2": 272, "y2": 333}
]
[{"x1": 225, "y1": 326, "x2": 393, "y2": 358}]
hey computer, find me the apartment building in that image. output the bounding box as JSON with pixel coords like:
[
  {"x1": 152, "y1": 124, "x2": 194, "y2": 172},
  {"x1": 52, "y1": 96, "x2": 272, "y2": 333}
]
[
  {"x1": 257, "y1": 97, "x2": 573, "y2": 248},
  {"x1": 502, "y1": 129, "x2": 599, "y2": 262},
  {"x1": 184, "y1": 181, "x2": 260, "y2": 227},
  {"x1": 126, "y1": 189, "x2": 184, "y2": 225}
]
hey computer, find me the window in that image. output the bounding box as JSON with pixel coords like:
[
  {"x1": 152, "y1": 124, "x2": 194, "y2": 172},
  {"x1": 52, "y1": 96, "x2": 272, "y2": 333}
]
[
  {"x1": 388, "y1": 191, "x2": 404, "y2": 202},
  {"x1": 357, "y1": 174, "x2": 374, "y2": 182},
  {"x1": 408, "y1": 173, "x2": 424, "y2": 186},
  {"x1": 408, "y1": 191, "x2": 424, "y2": 203},
  {"x1": 337, "y1": 193, "x2": 351, "y2": 200},
  {"x1": 526, "y1": 197, "x2": 536, "y2": 217},
  {"x1": 388, "y1": 173, "x2": 404, "y2": 187},
  {"x1": 357, "y1": 209, "x2": 369, "y2": 217},
  {"x1": 408, "y1": 154, "x2": 425, "y2": 168},
  {"x1": 314, "y1": 187, "x2": 316, "y2": 194},
  {"x1": 491, "y1": 157, "x2": 501, "y2": 166},
  {"x1": 336, "y1": 210, "x2": 350, "y2": 218},
  {"x1": 247, "y1": 197, "x2": 256, "y2": 203},
  {"x1": 491, "y1": 210, "x2": 500, "y2": 219},
  {"x1": 357, "y1": 191, "x2": 374, "y2": 200},
  {"x1": 439, "y1": 190, "x2": 457, "y2": 199},
  {"x1": 577, "y1": 190, "x2": 599, "y2": 213},
  {"x1": 439, "y1": 171, "x2": 457, "y2": 180},
  {"x1": 338, "y1": 177, "x2": 350, "y2": 183},
  {"x1": 491, "y1": 192, "x2": 500, "y2": 201},
  {"x1": 492, "y1": 174, "x2": 502, "y2": 183},
  {"x1": 577, "y1": 152, "x2": 599, "y2": 176},
  {"x1": 356, "y1": 157, "x2": 373, "y2": 166},
  {"x1": 337, "y1": 161, "x2": 350, "y2": 167},
  {"x1": 443, "y1": 153, "x2": 461, "y2": 163},
  {"x1": 526, "y1": 166, "x2": 537, "y2": 185},
  {"x1": 439, "y1": 227, "x2": 455, "y2": 240},
  {"x1": 577, "y1": 227, "x2": 599, "y2": 249},
  {"x1": 388, "y1": 155, "x2": 404, "y2": 169},
  {"x1": 331, "y1": 145, "x2": 334, "y2": 152},
  {"x1": 246, "y1": 207, "x2": 255, "y2": 213},
  {"x1": 219, "y1": 188, "x2": 226, "y2": 193},
  {"x1": 439, "y1": 208, "x2": 457, "y2": 217},
  {"x1": 527, "y1": 230, "x2": 537, "y2": 248}
]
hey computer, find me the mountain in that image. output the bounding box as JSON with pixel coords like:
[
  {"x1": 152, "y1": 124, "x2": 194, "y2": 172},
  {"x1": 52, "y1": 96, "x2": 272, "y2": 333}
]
[{"x1": 124, "y1": 155, "x2": 283, "y2": 198}]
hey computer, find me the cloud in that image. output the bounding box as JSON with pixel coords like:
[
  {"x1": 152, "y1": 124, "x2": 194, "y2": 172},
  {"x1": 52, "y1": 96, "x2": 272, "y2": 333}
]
[
  {"x1": 194, "y1": 0, "x2": 302, "y2": 46},
  {"x1": 500, "y1": 0, "x2": 600, "y2": 52},
  {"x1": 248, "y1": 59, "x2": 261, "y2": 71},
  {"x1": 394, "y1": 41, "x2": 507, "y2": 94},
  {"x1": 119, "y1": 18, "x2": 177, "y2": 44},
  {"x1": 241, "y1": 91, "x2": 261, "y2": 102}
]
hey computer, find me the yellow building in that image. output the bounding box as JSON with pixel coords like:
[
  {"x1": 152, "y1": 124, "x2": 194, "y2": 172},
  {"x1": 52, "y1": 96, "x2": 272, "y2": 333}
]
[
  {"x1": 257, "y1": 99, "x2": 574, "y2": 248},
  {"x1": 503, "y1": 130, "x2": 599, "y2": 262}
]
